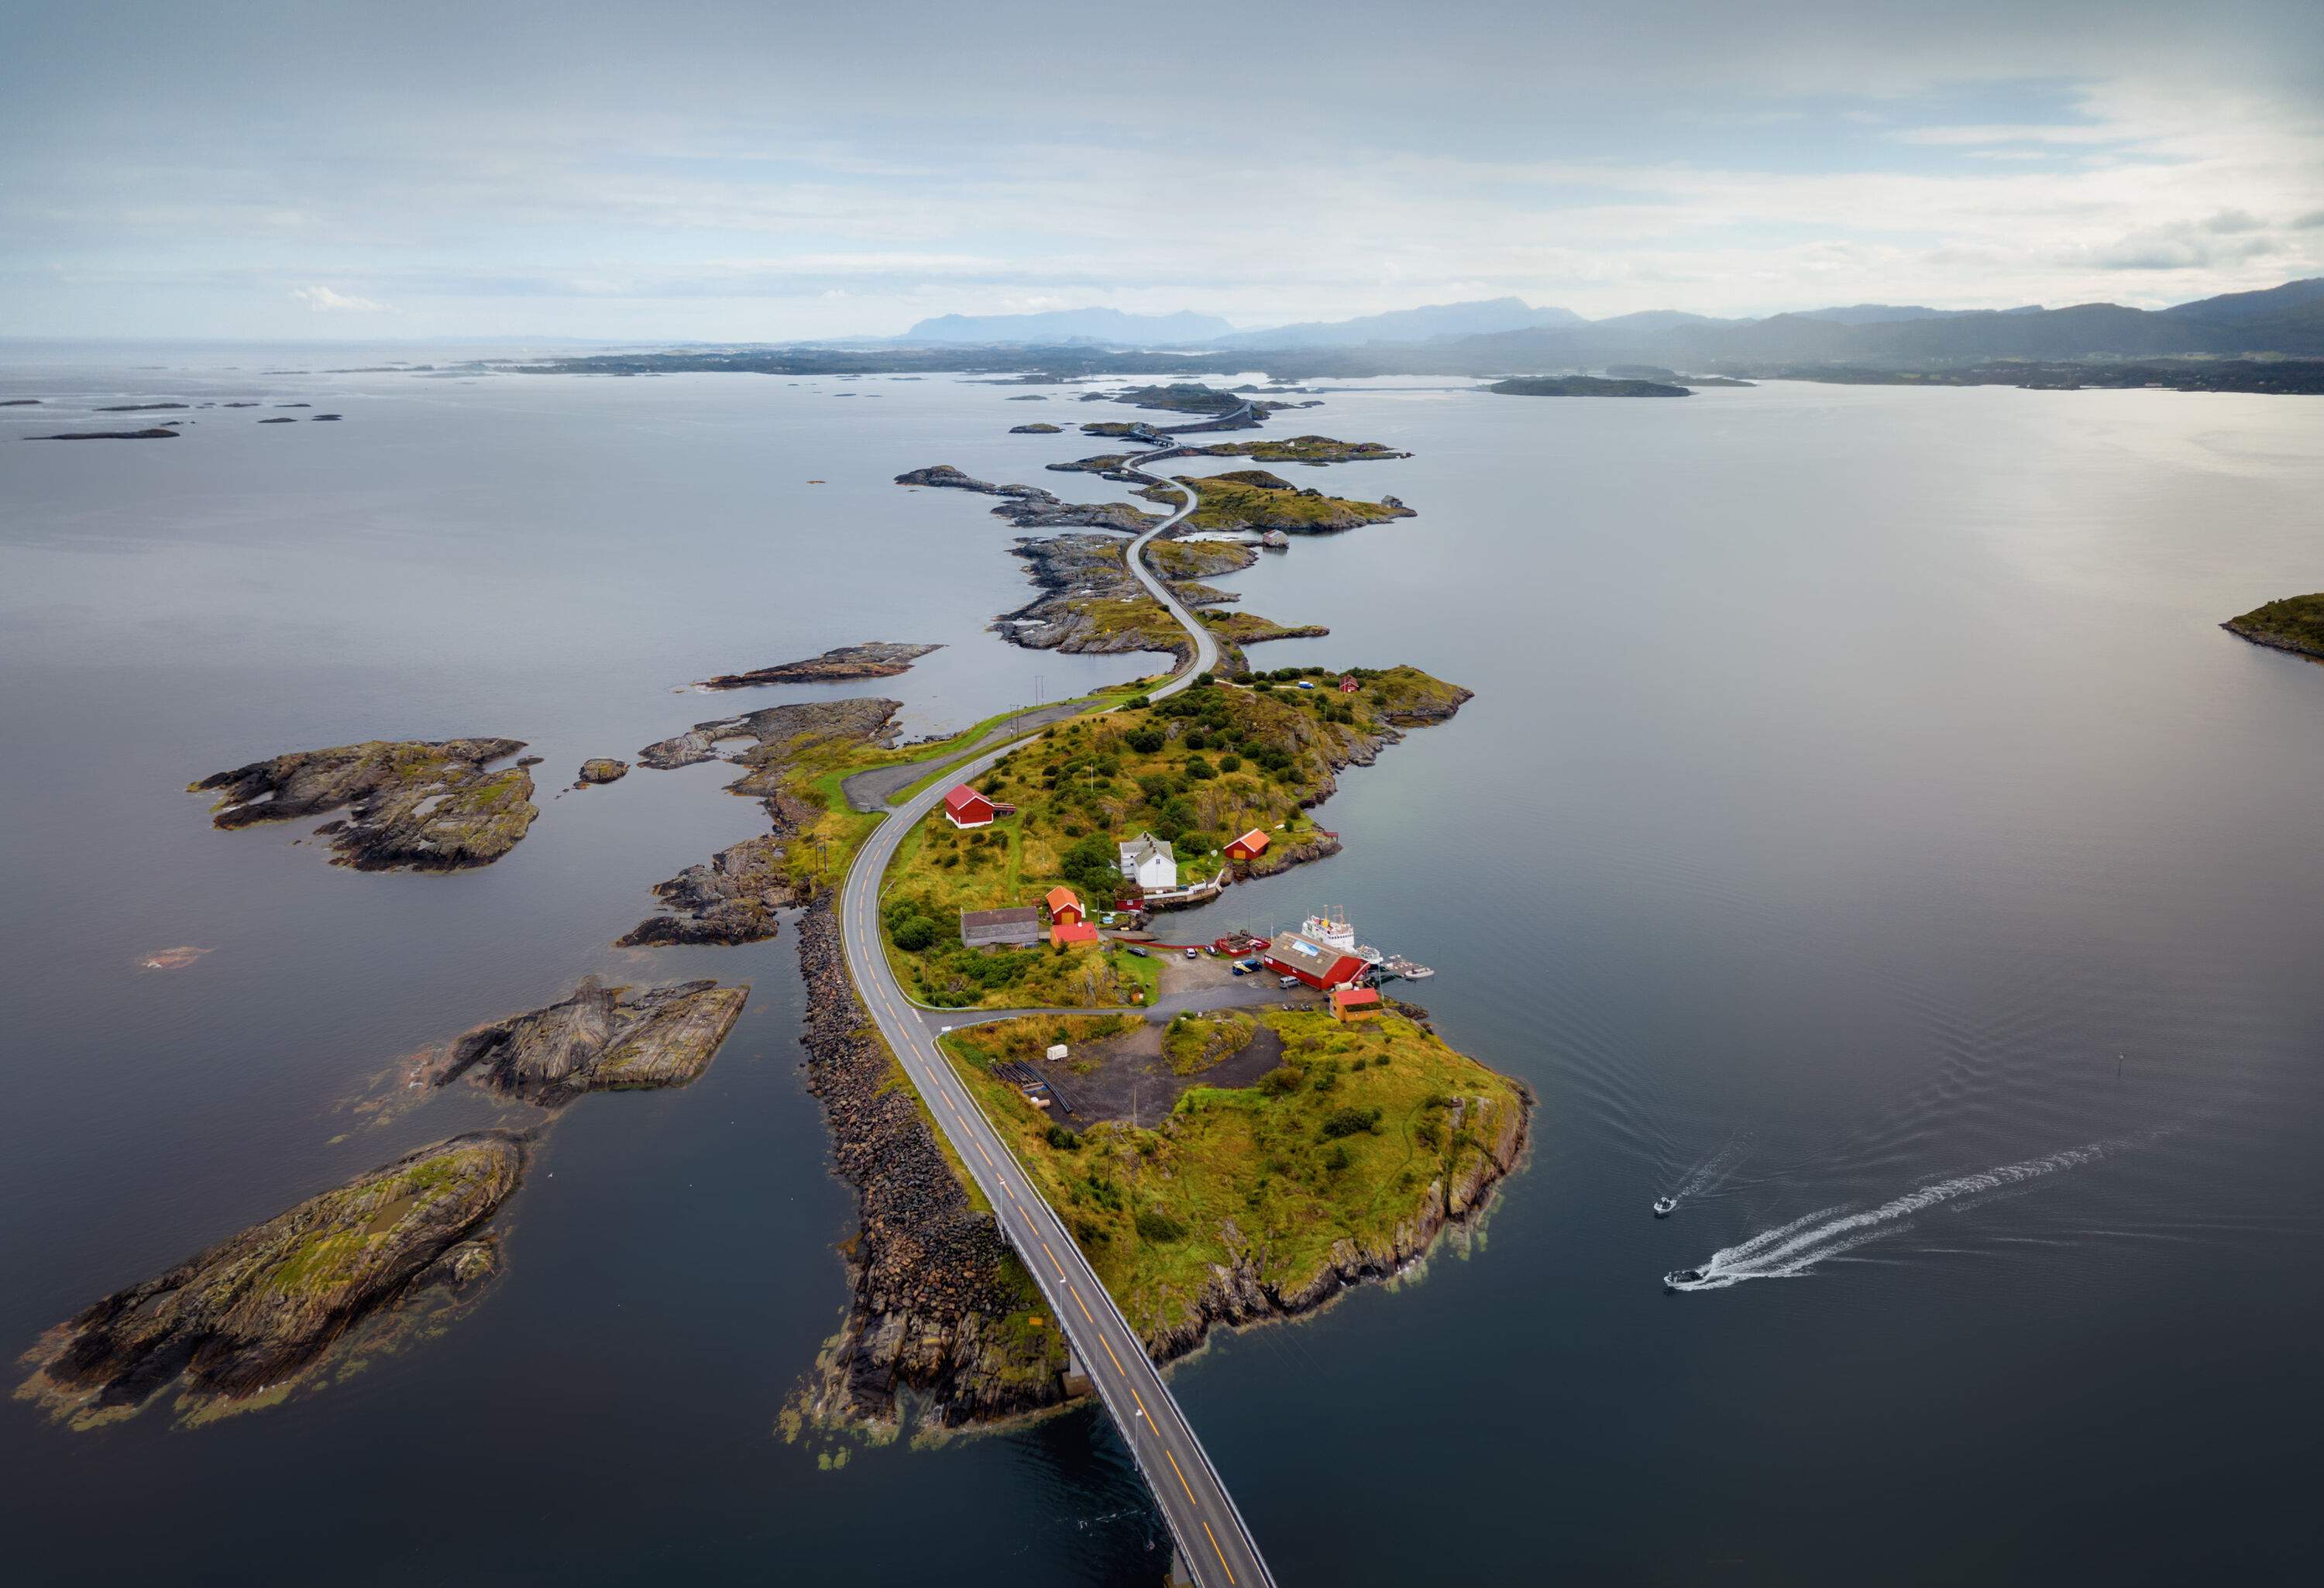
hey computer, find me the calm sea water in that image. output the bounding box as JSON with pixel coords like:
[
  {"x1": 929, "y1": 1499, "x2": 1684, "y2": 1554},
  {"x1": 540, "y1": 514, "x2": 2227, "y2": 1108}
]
[{"x1": 4, "y1": 349, "x2": 2321, "y2": 1584}]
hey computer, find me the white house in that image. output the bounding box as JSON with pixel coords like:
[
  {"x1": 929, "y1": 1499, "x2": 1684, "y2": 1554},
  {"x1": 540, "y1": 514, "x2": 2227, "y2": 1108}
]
[{"x1": 1118, "y1": 831, "x2": 1178, "y2": 892}]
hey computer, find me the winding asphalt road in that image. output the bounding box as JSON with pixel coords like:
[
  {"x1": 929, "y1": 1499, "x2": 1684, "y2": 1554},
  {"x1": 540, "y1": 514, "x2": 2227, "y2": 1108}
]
[{"x1": 836, "y1": 460, "x2": 1269, "y2": 1587}]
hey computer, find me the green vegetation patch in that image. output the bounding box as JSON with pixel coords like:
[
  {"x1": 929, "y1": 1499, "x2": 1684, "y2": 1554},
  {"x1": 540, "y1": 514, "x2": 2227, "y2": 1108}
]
[
  {"x1": 877, "y1": 667, "x2": 1468, "y2": 1005},
  {"x1": 1197, "y1": 435, "x2": 1409, "y2": 465},
  {"x1": 1142, "y1": 470, "x2": 1415, "y2": 533},
  {"x1": 2225, "y1": 593, "x2": 2324, "y2": 661},
  {"x1": 1163, "y1": 1011, "x2": 1257, "y2": 1075},
  {"x1": 941, "y1": 1010, "x2": 1526, "y2": 1349}
]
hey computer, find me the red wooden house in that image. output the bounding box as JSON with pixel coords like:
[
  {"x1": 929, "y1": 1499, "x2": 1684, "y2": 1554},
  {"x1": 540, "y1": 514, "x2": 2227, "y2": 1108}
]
[
  {"x1": 1262, "y1": 930, "x2": 1367, "y2": 990},
  {"x1": 942, "y1": 785, "x2": 996, "y2": 830},
  {"x1": 1226, "y1": 828, "x2": 1271, "y2": 862}
]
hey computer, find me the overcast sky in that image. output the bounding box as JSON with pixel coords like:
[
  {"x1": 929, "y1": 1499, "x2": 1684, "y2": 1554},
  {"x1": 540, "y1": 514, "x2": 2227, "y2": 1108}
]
[{"x1": 4, "y1": 0, "x2": 2322, "y2": 340}]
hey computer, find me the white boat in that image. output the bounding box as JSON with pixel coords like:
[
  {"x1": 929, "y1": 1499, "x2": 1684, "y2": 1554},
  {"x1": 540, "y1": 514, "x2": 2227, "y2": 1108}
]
[{"x1": 1653, "y1": 1196, "x2": 1676, "y2": 1218}]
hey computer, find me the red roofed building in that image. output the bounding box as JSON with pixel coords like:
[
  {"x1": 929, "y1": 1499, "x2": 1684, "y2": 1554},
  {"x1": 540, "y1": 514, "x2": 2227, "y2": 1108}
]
[
  {"x1": 1330, "y1": 985, "x2": 1381, "y2": 1022},
  {"x1": 1043, "y1": 886, "x2": 1085, "y2": 928},
  {"x1": 1339, "y1": 675, "x2": 1360, "y2": 693},
  {"x1": 1262, "y1": 930, "x2": 1367, "y2": 991},
  {"x1": 942, "y1": 785, "x2": 995, "y2": 829},
  {"x1": 1050, "y1": 919, "x2": 1099, "y2": 947},
  {"x1": 1226, "y1": 828, "x2": 1270, "y2": 862}
]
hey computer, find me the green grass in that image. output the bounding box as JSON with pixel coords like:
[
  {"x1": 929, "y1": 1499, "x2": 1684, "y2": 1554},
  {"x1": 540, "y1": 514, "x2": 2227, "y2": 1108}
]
[
  {"x1": 1162, "y1": 1011, "x2": 1255, "y2": 1074},
  {"x1": 941, "y1": 1009, "x2": 1525, "y2": 1347},
  {"x1": 2226, "y1": 593, "x2": 2324, "y2": 659},
  {"x1": 1143, "y1": 471, "x2": 1411, "y2": 533},
  {"x1": 1196, "y1": 435, "x2": 1408, "y2": 465}
]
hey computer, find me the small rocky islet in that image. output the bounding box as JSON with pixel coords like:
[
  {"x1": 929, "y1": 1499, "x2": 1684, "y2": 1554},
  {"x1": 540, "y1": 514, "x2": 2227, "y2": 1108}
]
[
  {"x1": 698, "y1": 641, "x2": 940, "y2": 689},
  {"x1": 431, "y1": 976, "x2": 749, "y2": 1105},
  {"x1": 191, "y1": 737, "x2": 538, "y2": 871},
  {"x1": 17, "y1": 1132, "x2": 527, "y2": 1430}
]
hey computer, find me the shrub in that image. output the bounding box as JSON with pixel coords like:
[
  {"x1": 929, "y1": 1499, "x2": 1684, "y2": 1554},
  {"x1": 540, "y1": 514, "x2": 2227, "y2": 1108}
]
[
  {"x1": 1184, "y1": 730, "x2": 1208, "y2": 751},
  {"x1": 1045, "y1": 1124, "x2": 1081, "y2": 1150},
  {"x1": 892, "y1": 916, "x2": 938, "y2": 951},
  {"x1": 1126, "y1": 728, "x2": 1165, "y2": 754},
  {"x1": 1218, "y1": 754, "x2": 1242, "y2": 772},
  {"x1": 1321, "y1": 1143, "x2": 1351, "y2": 1173},
  {"x1": 1134, "y1": 1208, "x2": 1187, "y2": 1243},
  {"x1": 1125, "y1": 695, "x2": 1150, "y2": 709},
  {"x1": 1184, "y1": 757, "x2": 1215, "y2": 780},
  {"x1": 1256, "y1": 1064, "x2": 1304, "y2": 1097},
  {"x1": 1320, "y1": 1105, "x2": 1384, "y2": 1139}
]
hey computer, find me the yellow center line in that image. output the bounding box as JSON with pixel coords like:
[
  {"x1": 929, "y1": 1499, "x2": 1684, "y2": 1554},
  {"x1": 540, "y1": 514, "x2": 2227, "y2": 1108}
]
[
  {"x1": 1039, "y1": 1239, "x2": 1064, "y2": 1277},
  {"x1": 1203, "y1": 1519, "x2": 1235, "y2": 1583},
  {"x1": 1164, "y1": 1447, "x2": 1196, "y2": 1504},
  {"x1": 1101, "y1": 1337, "x2": 1123, "y2": 1373},
  {"x1": 1067, "y1": 1284, "x2": 1093, "y2": 1323},
  {"x1": 1129, "y1": 1386, "x2": 1148, "y2": 1418}
]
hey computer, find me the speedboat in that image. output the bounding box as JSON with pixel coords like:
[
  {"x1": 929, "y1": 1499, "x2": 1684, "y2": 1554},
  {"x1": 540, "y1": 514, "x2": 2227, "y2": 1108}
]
[
  {"x1": 1664, "y1": 1268, "x2": 1706, "y2": 1291},
  {"x1": 1652, "y1": 1196, "x2": 1677, "y2": 1218}
]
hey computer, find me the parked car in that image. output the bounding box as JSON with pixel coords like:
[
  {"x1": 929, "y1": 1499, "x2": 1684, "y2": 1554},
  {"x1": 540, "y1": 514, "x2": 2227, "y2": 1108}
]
[
  {"x1": 1230, "y1": 964, "x2": 1248, "y2": 976},
  {"x1": 1236, "y1": 957, "x2": 1263, "y2": 971},
  {"x1": 1278, "y1": 974, "x2": 1300, "y2": 988},
  {"x1": 1184, "y1": 947, "x2": 1198, "y2": 960}
]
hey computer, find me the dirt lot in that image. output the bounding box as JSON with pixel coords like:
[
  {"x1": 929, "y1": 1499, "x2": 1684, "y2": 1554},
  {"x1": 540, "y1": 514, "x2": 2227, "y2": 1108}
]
[{"x1": 1043, "y1": 1009, "x2": 1291, "y2": 1129}]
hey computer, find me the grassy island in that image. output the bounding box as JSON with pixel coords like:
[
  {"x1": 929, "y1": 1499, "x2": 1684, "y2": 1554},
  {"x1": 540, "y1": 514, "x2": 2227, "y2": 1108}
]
[
  {"x1": 940, "y1": 1008, "x2": 1528, "y2": 1353},
  {"x1": 1195, "y1": 435, "x2": 1410, "y2": 466},
  {"x1": 2223, "y1": 593, "x2": 2324, "y2": 662},
  {"x1": 1140, "y1": 469, "x2": 1415, "y2": 533},
  {"x1": 877, "y1": 668, "x2": 1469, "y2": 1006}
]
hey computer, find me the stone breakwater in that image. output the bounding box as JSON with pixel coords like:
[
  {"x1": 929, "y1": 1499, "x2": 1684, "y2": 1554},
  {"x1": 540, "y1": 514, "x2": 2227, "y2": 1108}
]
[{"x1": 789, "y1": 902, "x2": 1067, "y2": 1432}]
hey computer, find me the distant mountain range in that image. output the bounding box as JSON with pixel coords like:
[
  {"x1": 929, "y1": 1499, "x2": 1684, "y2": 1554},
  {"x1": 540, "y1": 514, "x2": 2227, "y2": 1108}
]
[
  {"x1": 886, "y1": 279, "x2": 2324, "y2": 366},
  {"x1": 897, "y1": 308, "x2": 1234, "y2": 345},
  {"x1": 1221, "y1": 297, "x2": 1584, "y2": 348}
]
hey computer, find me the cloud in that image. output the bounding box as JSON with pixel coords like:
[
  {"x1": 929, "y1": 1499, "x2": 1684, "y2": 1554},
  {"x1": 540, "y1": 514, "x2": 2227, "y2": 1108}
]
[{"x1": 290, "y1": 284, "x2": 390, "y2": 312}]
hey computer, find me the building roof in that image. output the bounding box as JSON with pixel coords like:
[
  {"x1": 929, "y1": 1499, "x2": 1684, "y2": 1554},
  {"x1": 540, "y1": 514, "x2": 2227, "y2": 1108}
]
[
  {"x1": 1043, "y1": 885, "x2": 1083, "y2": 916},
  {"x1": 1119, "y1": 831, "x2": 1174, "y2": 865},
  {"x1": 1229, "y1": 827, "x2": 1270, "y2": 852},
  {"x1": 943, "y1": 783, "x2": 992, "y2": 815},
  {"x1": 1050, "y1": 920, "x2": 1099, "y2": 945},
  {"x1": 1267, "y1": 930, "x2": 1363, "y2": 971},
  {"x1": 960, "y1": 906, "x2": 1039, "y2": 927},
  {"x1": 1331, "y1": 985, "x2": 1381, "y2": 1008}
]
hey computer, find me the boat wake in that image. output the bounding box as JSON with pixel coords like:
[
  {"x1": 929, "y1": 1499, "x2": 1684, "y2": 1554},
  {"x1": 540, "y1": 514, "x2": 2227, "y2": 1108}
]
[
  {"x1": 1665, "y1": 1133, "x2": 2157, "y2": 1291},
  {"x1": 1658, "y1": 1131, "x2": 1750, "y2": 1213}
]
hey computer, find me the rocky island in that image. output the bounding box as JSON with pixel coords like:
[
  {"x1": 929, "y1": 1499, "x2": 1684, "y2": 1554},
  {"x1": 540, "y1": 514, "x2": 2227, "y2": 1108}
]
[
  {"x1": 26, "y1": 427, "x2": 180, "y2": 441},
  {"x1": 1487, "y1": 375, "x2": 1692, "y2": 397},
  {"x1": 191, "y1": 737, "x2": 538, "y2": 871},
  {"x1": 1192, "y1": 435, "x2": 1410, "y2": 466},
  {"x1": 699, "y1": 641, "x2": 940, "y2": 689},
  {"x1": 18, "y1": 1132, "x2": 526, "y2": 1429},
  {"x1": 576, "y1": 757, "x2": 629, "y2": 785},
  {"x1": 2223, "y1": 593, "x2": 2324, "y2": 662},
  {"x1": 432, "y1": 977, "x2": 748, "y2": 1105},
  {"x1": 1008, "y1": 422, "x2": 1063, "y2": 434}
]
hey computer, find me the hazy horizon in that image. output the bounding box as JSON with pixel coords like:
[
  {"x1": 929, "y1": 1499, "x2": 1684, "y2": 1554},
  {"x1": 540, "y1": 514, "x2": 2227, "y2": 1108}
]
[{"x1": 4, "y1": 0, "x2": 2322, "y2": 341}]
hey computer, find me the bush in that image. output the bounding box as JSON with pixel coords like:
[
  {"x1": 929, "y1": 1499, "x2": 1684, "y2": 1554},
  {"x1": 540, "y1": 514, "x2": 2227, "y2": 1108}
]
[
  {"x1": 1134, "y1": 1208, "x2": 1187, "y2": 1243},
  {"x1": 1321, "y1": 1143, "x2": 1351, "y2": 1173},
  {"x1": 1126, "y1": 728, "x2": 1164, "y2": 754},
  {"x1": 1184, "y1": 757, "x2": 1215, "y2": 780},
  {"x1": 1320, "y1": 1105, "x2": 1384, "y2": 1139},
  {"x1": 1184, "y1": 730, "x2": 1208, "y2": 751},
  {"x1": 1125, "y1": 695, "x2": 1150, "y2": 709},
  {"x1": 1177, "y1": 830, "x2": 1215, "y2": 856},
  {"x1": 1256, "y1": 1064, "x2": 1304, "y2": 1097},
  {"x1": 1218, "y1": 754, "x2": 1242, "y2": 772},
  {"x1": 892, "y1": 916, "x2": 938, "y2": 950},
  {"x1": 1045, "y1": 1124, "x2": 1081, "y2": 1150}
]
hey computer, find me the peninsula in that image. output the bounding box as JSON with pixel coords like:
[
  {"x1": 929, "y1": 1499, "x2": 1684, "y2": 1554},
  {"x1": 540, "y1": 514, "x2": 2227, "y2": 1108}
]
[
  {"x1": 2223, "y1": 593, "x2": 2324, "y2": 662},
  {"x1": 699, "y1": 641, "x2": 940, "y2": 689},
  {"x1": 1487, "y1": 375, "x2": 1692, "y2": 397}
]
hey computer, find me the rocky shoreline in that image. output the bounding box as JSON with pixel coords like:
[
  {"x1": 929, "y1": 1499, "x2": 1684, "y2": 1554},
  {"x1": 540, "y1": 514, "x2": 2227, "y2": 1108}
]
[
  {"x1": 2223, "y1": 593, "x2": 2324, "y2": 662},
  {"x1": 17, "y1": 1132, "x2": 527, "y2": 1430},
  {"x1": 627, "y1": 696, "x2": 900, "y2": 944},
  {"x1": 700, "y1": 641, "x2": 939, "y2": 689},
  {"x1": 1143, "y1": 1071, "x2": 1529, "y2": 1362},
  {"x1": 191, "y1": 737, "x2": 538, "y2": 871},
  {"x1": 787, "y1": 902, "x2": 1068, "y2": 1433},
  {"x1": 432, "y1": 976, "x2": 748, "y2": 1105}
]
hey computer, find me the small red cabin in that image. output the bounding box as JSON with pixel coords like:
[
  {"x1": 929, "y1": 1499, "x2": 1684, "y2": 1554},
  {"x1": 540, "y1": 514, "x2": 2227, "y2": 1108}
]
[
  {"x1": 1330, "y1": 985, "x2": 1381, "y2": 1021},
  {"x1": 1226, "y1": 828, "x2": 1270, "y2": 861},
  {"x1": 1339, "y1": 675, "x2": 1360, "y2": 693},
  {"x1": 942, "y1": 785, "x2": 995, "y2": 829},
  {"x1": 1043, "y1": 886, "x2": 1085, "y2": 928}
]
